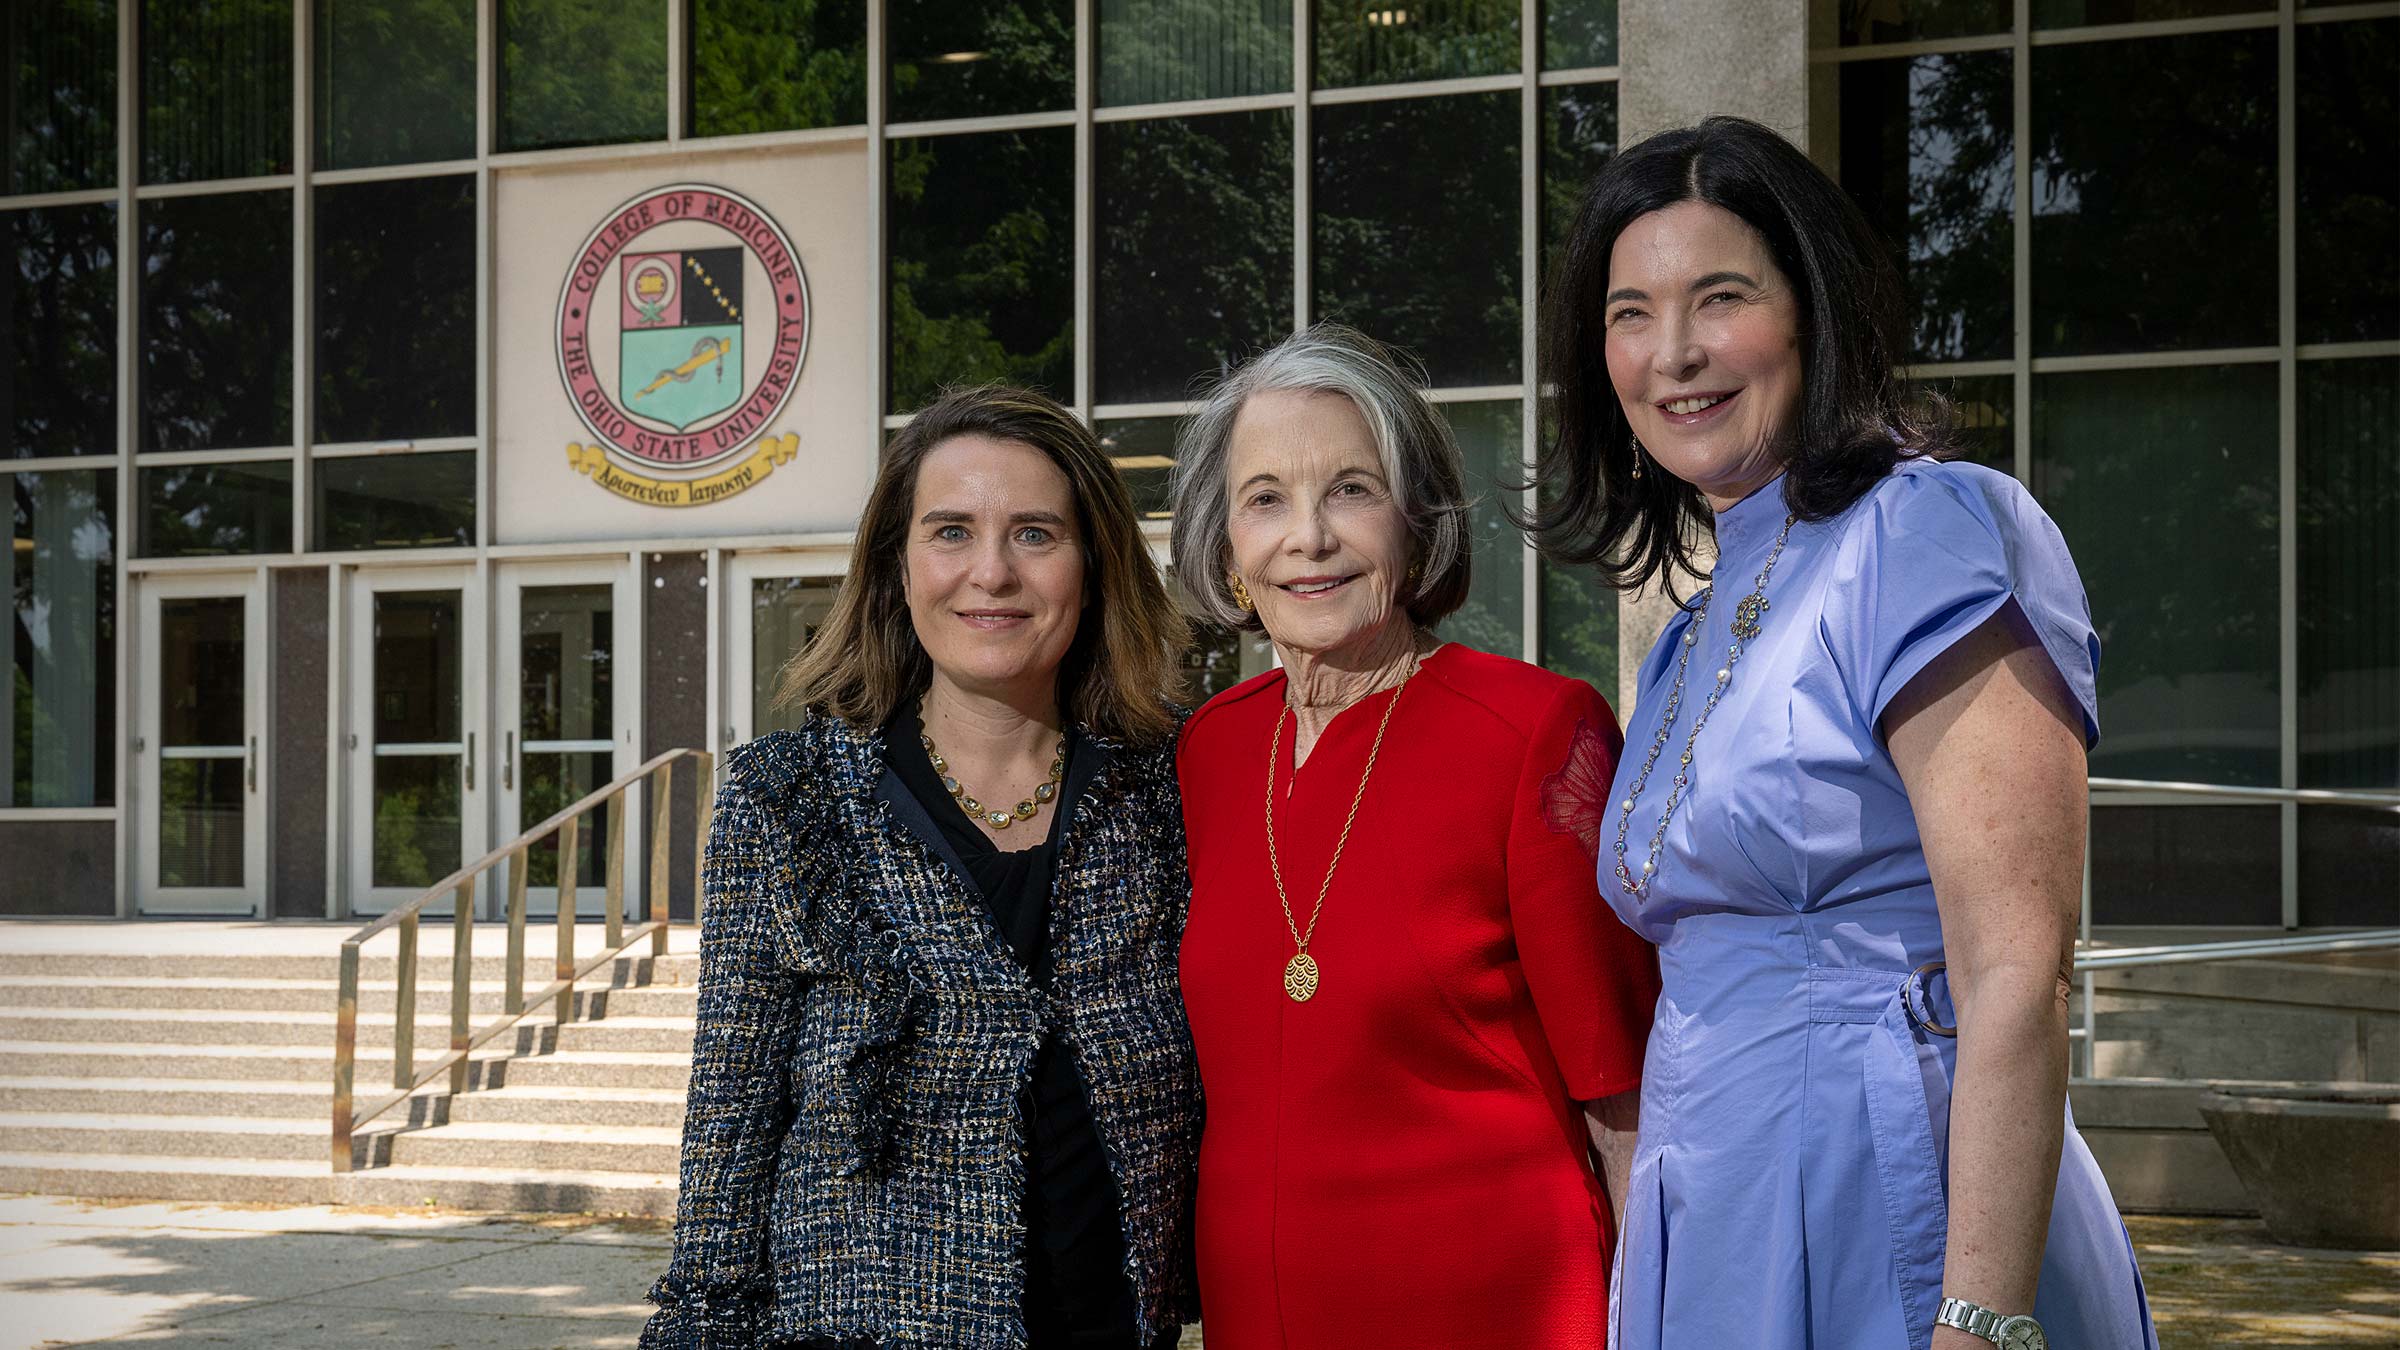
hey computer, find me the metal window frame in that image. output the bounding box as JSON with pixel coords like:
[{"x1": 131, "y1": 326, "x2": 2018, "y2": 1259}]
[{"x1": 1816, "y1": 1, "x2": 2400, "y2": 929}]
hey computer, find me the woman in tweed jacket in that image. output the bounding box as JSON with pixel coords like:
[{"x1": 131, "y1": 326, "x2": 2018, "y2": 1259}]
[{"x1": 642, "y1": 387, "x2": 1201, "y2": 1349}]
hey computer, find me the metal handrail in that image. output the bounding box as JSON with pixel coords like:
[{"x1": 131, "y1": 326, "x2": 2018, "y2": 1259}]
[
  {"x1": 2090, "y1": 777, "x2": 2400, "y2": 810},
  {"x1": 330, "y1": 746, "x2": 715, "y2": 1171}
]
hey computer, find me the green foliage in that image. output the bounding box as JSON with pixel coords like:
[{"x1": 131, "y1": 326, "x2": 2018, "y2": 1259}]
[
  {"x1": 887, "y1": 0, "x2": 1071, "y2": 122},
  {"x1": 1096, "y1": 0, "x2": 1290, "y2": 105},
  {"x1": 315, "y1": 0, "x2": 476, "y2": 168},
  {"x1": 1315, "y1": 0, "x2": 1517, "y2": 89},
  {"x1": 138, "y1": 192, "x2": 293, "y2": 455},
  {"x1": 690, "y1": 0, "x2": 867, "y2": 136},
  {"x1": 141, "y1": 0, "x2": 294, "y2": 182},
  {"x1": 6, "y1": 0, "x2": 117, "y2": 194},
  {"x1": 499, "y1": 0, "x2": 667, "y2": 152},
  {"x1": 886, "y1": 131, "x2": 1073, "y2": 410}
]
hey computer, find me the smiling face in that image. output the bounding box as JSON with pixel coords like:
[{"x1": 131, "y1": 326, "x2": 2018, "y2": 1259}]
[
  {"x1": 1602, "y1": 200, "x2": 1806, "y2": 511},
  {"x1": 1222, "y1": 388, "x2": 1414, "y2": 660},
  {"x1": 902, "y1": 434, "x2": 1086, "y2": 701}
]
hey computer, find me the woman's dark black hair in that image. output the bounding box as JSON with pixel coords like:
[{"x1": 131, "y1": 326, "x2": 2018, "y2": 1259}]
[{"x1": 1525, "y1": 115, "x2": 1957, "y2": 595}]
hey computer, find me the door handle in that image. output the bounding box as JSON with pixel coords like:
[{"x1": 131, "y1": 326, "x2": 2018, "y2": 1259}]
[
  {"x1": 503, "y1": 731, "x2": 515, "y2": 790},
  {"x1": 245, "y1": 736, "x2": 258, "y2": 792},
  {"x1": 463, "y1": 732, "x2": 476, "y2": 790}
]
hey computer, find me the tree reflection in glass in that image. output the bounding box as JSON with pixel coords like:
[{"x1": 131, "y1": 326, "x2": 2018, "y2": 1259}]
[
  {"x1": 140, "y1": 462, "x2": 294, "y2": 557},
  {"x1": 5, "y1": 0, "x2": 116, "y2": 194},
  {"x1": 498, "y1": 0, "x2": 667, "y2": 151},
  {"x1": 315, "y1": 0, "x2": 475, "y2": 168},
  {"x1": 1097, "y1": 0, "x2": 1290, "y2": 105},
  {"x1": 887, "y1": 0, "x2": 1071, "y2": 122},
  {"x1": 2297, "y1": 19, "x2": 2398, "y2": 345},
  {"x1": 315, "y1": 175, "x2": 475, "y2": 445},
  {"x1": 1097, "y1": 111, "x2": 1292, "y2": 406},
  {"x1": 887, "y1": 129, "x2": 1073, "y2": 412},
  {"x1": 1840, "y1": 51, "x2": 2011, "y2": 362},
  {"x1": 2296, "y1": 357, "x2": 2399, "y2": 791},
  {"x1": 141, "y1": 0, "x2": 293, "y2": 183},
  {"x1": 140, "y1": 191, "x2": 293, "y2": 454},
  {"x1": 1316, "y1": 0, "x2": 1518, "y2": 89},
  {"x1": 8, "y1": 470, "x2": 116, "y2": 809},
  {"x1": 1439, "y1": 400, "x2": 1526, "y2": 660},
  {"x1": 689, "y1": 0, "x2": 866, "y2": 136},
  {"x1": 7, "y1": 203, "x2": 117, "y2": 459}
]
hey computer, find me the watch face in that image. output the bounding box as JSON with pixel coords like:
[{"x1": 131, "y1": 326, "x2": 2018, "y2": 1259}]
[{"x1": 1996, "y1": 1316, "x2": 2047, "y2": 1350}]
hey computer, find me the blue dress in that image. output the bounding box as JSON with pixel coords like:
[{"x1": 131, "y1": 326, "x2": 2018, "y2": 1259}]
[{"x1": 1603, "y1": 458, "x2": 2159, "y2": 1350}]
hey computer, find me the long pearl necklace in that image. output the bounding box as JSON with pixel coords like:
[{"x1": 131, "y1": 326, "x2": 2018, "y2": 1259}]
[{"x1": 1612, "y1": 513, "x2": 1798, "y2": 900}]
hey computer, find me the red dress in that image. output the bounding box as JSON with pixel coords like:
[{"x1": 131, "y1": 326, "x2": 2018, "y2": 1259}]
[{"x1": 1177, "y1": 644, "x2": 1662, "y2": 1349}]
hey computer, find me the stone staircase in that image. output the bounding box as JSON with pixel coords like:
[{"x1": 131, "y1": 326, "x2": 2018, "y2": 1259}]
[{"x1": 0, "y1": 939, "x2": 699, "y2": 1216}]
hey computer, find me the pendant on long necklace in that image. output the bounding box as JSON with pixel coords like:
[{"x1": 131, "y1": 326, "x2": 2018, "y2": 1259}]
[{"x1": 1284, "y1": 951, "x2": 1320, "y2": 1003}]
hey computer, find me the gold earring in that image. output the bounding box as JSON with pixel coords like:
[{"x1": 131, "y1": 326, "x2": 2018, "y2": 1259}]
[
  {"x1": 1228, "y1": 573, "x2": 1254, "y2": 612},
  {"x1": 1631, "y1": 435, "x2": 1646, "y2": 481}
]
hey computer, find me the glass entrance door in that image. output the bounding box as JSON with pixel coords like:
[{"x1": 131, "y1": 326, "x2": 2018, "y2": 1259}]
[
  {"x1": 137, "y1": 574, "x2": 264, "y2": 915},
  {"x1": 724, "y1": 554, "x2": 844, "y2": 746},
  {"x1": 346, "y1": 567, "x2": 479, "y2": 916},
  {"x1": 499, "y1": 563, "x2": 630, "y2": 917}
]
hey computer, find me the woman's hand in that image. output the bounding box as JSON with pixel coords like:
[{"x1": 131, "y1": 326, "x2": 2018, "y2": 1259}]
[
  {"x1": 1884, "y1": 605, "x2": 2087, "y2": 1331},
  {"x1": 1583, "y1": 1089, "x2": 1641, "y2": 1238}
]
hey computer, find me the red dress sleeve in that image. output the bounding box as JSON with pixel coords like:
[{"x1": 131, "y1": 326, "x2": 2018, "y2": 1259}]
[{"x1": 1508, "y1": 678, "x2": 1661, "y2": 1101}]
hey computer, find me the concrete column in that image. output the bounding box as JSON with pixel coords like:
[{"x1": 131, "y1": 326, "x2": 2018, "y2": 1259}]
[{"x1": 1606, "y1": 0, "x2": 1815, "y2": 714}]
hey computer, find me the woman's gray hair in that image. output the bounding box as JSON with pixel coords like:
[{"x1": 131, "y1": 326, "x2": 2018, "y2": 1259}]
[{"x1": 1168, "y1": 323, "x2": 1472, "y2": 634}]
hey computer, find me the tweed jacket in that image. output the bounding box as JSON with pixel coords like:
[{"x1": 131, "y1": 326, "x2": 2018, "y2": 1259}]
[{"x1": 641, "y1": 710, "x2": 1202, "y2": 1350}]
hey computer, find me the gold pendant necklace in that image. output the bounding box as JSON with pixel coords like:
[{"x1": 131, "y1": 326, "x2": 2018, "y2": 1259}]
[
  {"x1": 1265, "y1": 658, "x2": 1417, "y2": 1003},
  {"x1": 919, "y1": 708, "x2": 1067, "y2": 832}
]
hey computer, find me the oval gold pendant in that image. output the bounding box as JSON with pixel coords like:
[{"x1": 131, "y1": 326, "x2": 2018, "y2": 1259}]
[{"x1": 1283, "y1": 952, "x2": 1320, "y2": 1002}]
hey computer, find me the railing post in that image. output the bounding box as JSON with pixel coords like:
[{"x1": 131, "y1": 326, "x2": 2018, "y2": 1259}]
[
  {"x1": 649, "y1": 762, "x2": 672, "y2": 955},
  {"x1": 505, "y1": 847, "x2": 527, "y2": 1015},
  {"x1": 331, "y1": 940, "x2": 361, "y2": 1173},
  {"x1": 692, "y1": 750, "x2": 715, "y2": 932},
  {"x1": 450, "y1": 874, "x2": 475, "y2": 1096},
  {"x1": 556, "y1": 813, "x2": 580, "y2": 1024},
  {"x1": 393, "y1": 913, "x2": 418, "y2": 1093},
  {"x1": 2081, "y1": 798, "x2": 2098, "y2": 1080},
  {"x1": 604, "y1": 791, "x2": 627, "y2": 949}
]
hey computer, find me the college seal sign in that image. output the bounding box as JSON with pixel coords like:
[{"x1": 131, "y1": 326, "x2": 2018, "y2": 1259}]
[{"x1": 555, "y1": 183, "x2": 809, "y2": 506}]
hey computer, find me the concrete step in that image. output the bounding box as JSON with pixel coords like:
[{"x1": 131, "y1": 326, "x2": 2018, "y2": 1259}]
[
  {"x1": 330, "y1": 1161, "x2": 679, "y2": 1217},
  {"x1": 0, "y1": 1007, "x2": 573, "y2": 1050},
  {"x1": 554, "y1": 1017, "x2": 697, "y2": 1056},
  {"x1": 490, "y1": 1050, "x2": 692, "y2": 1092},
  {"x1": 446, "y1": 1084, "x2": 686, "y2": 1130},
  {"x1": 0, "y1": 1075, "x2": 332, "y2": 1119},
  {"x1": 0, "y1": 1111, "x2": 339, "y2": 1163},
  {"x1": 0, "y1": 1039, "x2": 561, "y2": 1084},
  {"x1": 0, "y1": 976, "x2": 698, "y2": 1018},
  {"x1": 0, "y1": 951, "x2": 699, "y2": 985},
  {"x1": 0, "y1": 1151, "x2": 333, "y2": 1205},
  {"x1": 380, "y1": 1120, "x2": 680, "y2": 1174}
]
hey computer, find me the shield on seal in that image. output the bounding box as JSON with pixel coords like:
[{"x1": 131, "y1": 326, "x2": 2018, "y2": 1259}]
[{"x1": 619, "y1": 247, "x2": 744, "y2": 432}]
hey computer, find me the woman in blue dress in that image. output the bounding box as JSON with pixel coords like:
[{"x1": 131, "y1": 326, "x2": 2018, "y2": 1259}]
[{"x1": 1528, "y1": 117, "x2": 2159, "y2": 1350}]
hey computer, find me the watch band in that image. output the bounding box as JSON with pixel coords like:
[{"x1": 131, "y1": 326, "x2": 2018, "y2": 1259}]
[{"x1": 1936, "y1": 1296, "x2": 2045, "y2": 1349}]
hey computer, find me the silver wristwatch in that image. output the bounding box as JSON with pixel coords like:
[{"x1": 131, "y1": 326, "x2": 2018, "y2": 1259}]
[{"x1": 1936, "y1": 1297, "x2": 2046, "y2": 1349}]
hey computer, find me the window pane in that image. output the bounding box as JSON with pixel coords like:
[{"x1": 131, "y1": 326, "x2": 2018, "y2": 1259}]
[
  {"x1": 315, "y1": 0, "x2": 475, "y2": 168},
  {"x1": 2033, "y1": 0, "x2": 2268, "y2": 27},
  {"x1": 887, "y1": 128, "x2": 1073, "y2": 413},
  {"x1": 1317, "y1": 0, "x2": 1518, "y2": 89},
  {"x1": 1839, "y1": 52, "x2": 2012, "y2": 363},
  {"x1": 7, "y1": 469, "x2": 116, "y2": 808},
  {"x1": 7, "y1": 204, "x2": 116, "y2": 459},
  {"x1": 1096, "y1": 110, "x2": 1292, "y2": 406},
  {"x1": 1439, "y1": 400, "x2": 1525, "y2": 659},
  {"x1": 1315, "y1": 91, "x2": 1521, "y2": 388},
  {"x1": 2298, "y1": 19, "x2": 2399, "y2": 345},
  {"x1": 374, "y1": 590, "x2": 461, "y2": 744},
  {"x1": 750, "y1": 574, "x2": 839, "y2": 736},
  {"x1": 1924, "y1": 373, "x2": 2012, "y2": 473},
  {"x1": 141, "y1": 0, "x2": 294, "y2": 183},
  {"x1": 2031, "y1": 30, "x2": 2274, "y2": 356},
  {"x1": 141, "y1": 191, "x2": 293, "y2": 453},
  {"x1": 1095, "y1": 416, "x2": 1179, "y2": 520},
  {"x1": 499, "y1": 0, "x2": 667, "y2": 152},
  {"x1": 1545, "y1": 0, "x2": 1616, "y2": 68},
  {"x1": 1838, "y1": 0, "x2": 2008, "y2": 45},
  {"x1": 887, "y1": 0, "x2": 1071, "y2": 122},
  {"x1": 6, "y1": 0, "x2": 116, "y2": 194},
  {"x1": 1099, "y1": 0, "x2": 1290, "y2": 105},
  {"x1": 315, "y1": 175, "x2": 475, "y2": 443},
  {"x1": 1541, "y1": 82, "x2": 1616, "y2": 277},
  {"x1": 2091, "y1": 804, "x2": 2277, "y2": 926},
  {"x1": 2298, "y1": 806, "x2": 2398, "y2": 928},
  {"x1": 2034, "y1": 364, "x2": 2278, "y2": 786},
  {"x1": 690, "y1": 0, "x2": 867, "y2": 136},
  {"x1": 316, "y1": 451, "x2": 476, "y2": 550},
  {"x1": 1540, "y1": 559, "x2": 1616, "y2": 700},
  {"x1": 371, "y1": 751, "x2": 461, "y2": 888},
  {"x1": 2297, "y1": 357, "x2": 2398, "y2": 790},
  {"x1": 140, "y1": 460, "x2": 294, "y2": 557}
]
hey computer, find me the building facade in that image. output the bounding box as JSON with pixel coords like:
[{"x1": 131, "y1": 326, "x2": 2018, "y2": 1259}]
[{"x1": 2, "y1": 0, "x2": 2393, "y2": 925}]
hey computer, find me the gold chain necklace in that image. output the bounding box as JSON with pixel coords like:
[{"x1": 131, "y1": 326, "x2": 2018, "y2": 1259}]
[
  {"x1": 918, "y1": 708, "x2": 1067, "y2": 832},
  {"x1": 1265, "y1": 658, "x2": 1417, "y2": 1003}
]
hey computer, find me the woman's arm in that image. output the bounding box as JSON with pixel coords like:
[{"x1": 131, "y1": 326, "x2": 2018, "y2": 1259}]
[
  {"x1": 1883, "y1": 608, "x2": 2086, "y2": 1349},
  {"x1": 1582, "y1": 1089, "x2": 1641, "y2": 1235},
  {"x1": 641, "y1": 776, "x2": 808, "y2": 1349}
]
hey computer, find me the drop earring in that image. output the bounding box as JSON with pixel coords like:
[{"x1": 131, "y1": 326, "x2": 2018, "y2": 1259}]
[{"x1": 1631, "y1": 435, "x2": 1646, "y2": 481}]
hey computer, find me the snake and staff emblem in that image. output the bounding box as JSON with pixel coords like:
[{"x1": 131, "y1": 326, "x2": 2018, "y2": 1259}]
[{"x1": 617, "y1": 247, "x2": 744, "y2": 431}]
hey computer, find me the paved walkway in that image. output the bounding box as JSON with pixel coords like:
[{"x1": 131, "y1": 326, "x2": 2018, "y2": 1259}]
[{"x1": 3, "y1": 1197, "x2": 2392, "y2": 1347}]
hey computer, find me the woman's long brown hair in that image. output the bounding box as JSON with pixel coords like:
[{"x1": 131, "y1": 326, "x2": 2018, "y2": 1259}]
[{"x1": 771, "y1": 385, "x2": 1189, "y2": 747}]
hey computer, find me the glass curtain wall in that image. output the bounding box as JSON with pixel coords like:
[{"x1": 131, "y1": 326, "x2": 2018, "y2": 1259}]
[
  {"x1": 1825, "y1": 2, "x2": 2399, "y2": 923},
  {"x1": 889, "y1": 0, "x2": 1625, "y2": 702}
]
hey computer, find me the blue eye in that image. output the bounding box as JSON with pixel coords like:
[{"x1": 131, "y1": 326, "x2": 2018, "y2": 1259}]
[
  {"x1": 935, "y1": 525, "x2": 968, "y2": 542},
  {"x1": 1016, "y1": 526, "x2": 1053, "y2": 545}
]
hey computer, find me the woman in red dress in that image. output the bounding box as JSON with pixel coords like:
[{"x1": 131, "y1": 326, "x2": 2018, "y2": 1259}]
[{"x1": 1167, "y1": 324, "x2": 1663, "y2": 1348}]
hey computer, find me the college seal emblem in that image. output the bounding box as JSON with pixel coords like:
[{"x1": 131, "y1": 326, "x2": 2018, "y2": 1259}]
[{"x1": 554, "y1": 184, "x2": 809, "y2": 506}]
